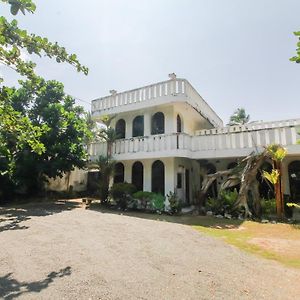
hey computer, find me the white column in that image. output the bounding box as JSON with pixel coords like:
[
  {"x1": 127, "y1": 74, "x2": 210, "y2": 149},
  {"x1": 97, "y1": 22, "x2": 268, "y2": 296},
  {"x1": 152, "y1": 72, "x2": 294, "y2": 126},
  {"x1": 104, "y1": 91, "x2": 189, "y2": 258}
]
[
  {"x1": 143, "y1": 159, "x2": 152, "y2": 192},
  {"x1": 144, "y1": 111, "x2": 151, "y2": 136},
  {"x1": 124, "y1": 161, "x2": 132, "y2": 183}
]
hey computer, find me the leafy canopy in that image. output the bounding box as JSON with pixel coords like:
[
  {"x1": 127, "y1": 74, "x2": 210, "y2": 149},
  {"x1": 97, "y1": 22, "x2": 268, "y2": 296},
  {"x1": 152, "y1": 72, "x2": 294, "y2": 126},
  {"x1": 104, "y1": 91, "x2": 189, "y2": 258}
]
[{"x1": 228, "y1": 108, "x2": 250, "y2": 126}]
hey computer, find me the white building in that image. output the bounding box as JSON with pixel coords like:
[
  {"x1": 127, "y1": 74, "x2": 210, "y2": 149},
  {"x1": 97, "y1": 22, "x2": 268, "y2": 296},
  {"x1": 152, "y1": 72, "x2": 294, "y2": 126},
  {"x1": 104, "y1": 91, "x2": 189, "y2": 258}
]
[{"x1": 89, "y1": 75, "x2": 300, "y2": 205}]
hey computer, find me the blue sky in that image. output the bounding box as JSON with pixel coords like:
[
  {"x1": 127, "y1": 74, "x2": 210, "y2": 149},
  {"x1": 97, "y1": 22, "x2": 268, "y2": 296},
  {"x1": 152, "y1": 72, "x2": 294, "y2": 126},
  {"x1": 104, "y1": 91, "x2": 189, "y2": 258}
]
[{"x1": 1, "y1": 0, "x2": 299, "y2": 123}]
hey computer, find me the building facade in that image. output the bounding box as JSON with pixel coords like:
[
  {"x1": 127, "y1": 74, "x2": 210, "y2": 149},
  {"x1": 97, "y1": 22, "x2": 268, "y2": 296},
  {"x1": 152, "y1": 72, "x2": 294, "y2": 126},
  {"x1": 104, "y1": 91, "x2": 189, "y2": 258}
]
[{"x1": 89, "y1": 75, "x2": 300, "y2": 205}]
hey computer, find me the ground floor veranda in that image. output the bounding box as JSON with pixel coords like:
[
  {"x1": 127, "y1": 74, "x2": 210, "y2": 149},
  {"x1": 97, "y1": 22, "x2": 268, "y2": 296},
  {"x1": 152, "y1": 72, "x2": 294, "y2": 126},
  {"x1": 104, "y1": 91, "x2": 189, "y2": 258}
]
[{"x1": 96, "y1": 155, "x2": 300, "y2": 205}]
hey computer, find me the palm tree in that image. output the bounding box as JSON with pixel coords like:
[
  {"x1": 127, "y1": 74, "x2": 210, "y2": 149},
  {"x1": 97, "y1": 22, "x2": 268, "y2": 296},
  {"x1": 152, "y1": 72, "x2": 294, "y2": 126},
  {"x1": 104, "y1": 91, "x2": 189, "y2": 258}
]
[{"x1": 228, "y1": 108, "x2": 250, "y2": 125}]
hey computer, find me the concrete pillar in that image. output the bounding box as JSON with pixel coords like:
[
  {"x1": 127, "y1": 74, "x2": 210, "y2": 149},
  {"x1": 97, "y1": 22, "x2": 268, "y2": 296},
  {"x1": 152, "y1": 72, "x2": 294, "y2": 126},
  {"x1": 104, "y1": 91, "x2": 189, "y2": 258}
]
[
  {"x1": 124, "y1": 161, "x2": 132, "y2": 183},
  {"x1": 125, "y1": 116, "x2": 133, "y2": 139},
  {"x1": 143, "y1": 159, "x2": 152, "y2": 192},
  {"x1": 144, "y1": 111, "x2": 151, "y2": 136}
]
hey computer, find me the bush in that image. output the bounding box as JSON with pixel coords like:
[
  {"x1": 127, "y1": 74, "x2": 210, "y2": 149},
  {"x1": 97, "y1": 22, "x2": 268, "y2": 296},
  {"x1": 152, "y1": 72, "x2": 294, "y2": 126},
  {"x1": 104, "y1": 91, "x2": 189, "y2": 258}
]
[
  {"x1": 151, "y1": 193, "x2": 165, "y2": 212},
  {"x1": 261, "y1": 198, "x2": 276, "y2": 216},
  {"x1": 206, "y1": 189, "x2": 238, "y2": 214},
  {"x1": 133, "y1": 191, "x2": 154, "y2": 209},
  {"x1": 167, "y1": 192, "x2": 182, "y2": 214},
  {"x1": 110, "y1": 183, "x2": 137, "y2": 210}
]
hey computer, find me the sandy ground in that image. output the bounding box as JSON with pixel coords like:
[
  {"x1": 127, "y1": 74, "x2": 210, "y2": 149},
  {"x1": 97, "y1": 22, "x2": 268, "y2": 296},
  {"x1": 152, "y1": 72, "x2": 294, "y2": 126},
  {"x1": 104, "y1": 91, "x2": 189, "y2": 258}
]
[{"x1": 0, "y1": 200, "x2": 300, "y2": 300}]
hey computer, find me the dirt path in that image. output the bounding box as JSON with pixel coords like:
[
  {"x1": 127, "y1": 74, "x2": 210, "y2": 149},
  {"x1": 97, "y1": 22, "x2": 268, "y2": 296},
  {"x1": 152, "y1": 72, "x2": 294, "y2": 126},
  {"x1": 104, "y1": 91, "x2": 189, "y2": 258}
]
[{"x1": 0, "y1": 201, "x2": 299, "y2": 299}]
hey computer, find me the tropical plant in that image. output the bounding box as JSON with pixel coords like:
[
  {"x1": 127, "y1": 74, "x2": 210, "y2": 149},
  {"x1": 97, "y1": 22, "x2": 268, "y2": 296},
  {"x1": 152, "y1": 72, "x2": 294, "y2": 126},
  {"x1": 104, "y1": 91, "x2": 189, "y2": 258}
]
[
  {"x1": 110, "y1": 182, "x2": 137, "y2": 210},
  {"x1": 167, "y1": 191, "x2": 182, "y2": 214},
  {"x1": 261, "y1": 198, "x2": 276, "y2": 216},
  {"x1": 228, "y1": 108, "x2": 250, "y2": 125},
  {"x1": 266, "y1": 144, "x2": 287, "y2": 219},
  {"x1": 133, "y1": 191, "x2": 154, "y2": 209},
  {"x1": 151, "y1": 193, "x2": 165, "y2": 212}
]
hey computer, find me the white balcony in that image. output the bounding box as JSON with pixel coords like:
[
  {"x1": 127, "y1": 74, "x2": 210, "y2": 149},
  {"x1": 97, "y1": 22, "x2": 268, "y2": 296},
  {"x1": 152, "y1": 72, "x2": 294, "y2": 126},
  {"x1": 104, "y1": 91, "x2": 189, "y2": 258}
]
[
  {"x1": 91, "y1": 78, "x2": 223, "y2": 128},
  {"x1": 89, "y1": 119, "x2": 300, "y2": 161}
]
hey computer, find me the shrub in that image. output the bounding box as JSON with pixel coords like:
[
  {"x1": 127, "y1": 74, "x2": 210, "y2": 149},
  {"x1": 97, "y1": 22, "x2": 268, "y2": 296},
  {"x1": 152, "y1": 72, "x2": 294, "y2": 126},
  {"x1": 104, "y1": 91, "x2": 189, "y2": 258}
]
[
  {"x1": 167, "y1": 192, "x2": 182, "y2": 214},
  {"x1": 206, "y1": 189, "x2": 238, "y2": 214},
  {"x1": 133, "y1": 191, "x2": 154, "y2": 209},
  {"x1": 261, "y1": 198, "x2": 276, "y2": 216},
  {"x1": 110, "y1": 183, "x2": 137, "y2": 210},
  {"x1": 151, "y1": 193, "x2": 165, "y2": 212}
]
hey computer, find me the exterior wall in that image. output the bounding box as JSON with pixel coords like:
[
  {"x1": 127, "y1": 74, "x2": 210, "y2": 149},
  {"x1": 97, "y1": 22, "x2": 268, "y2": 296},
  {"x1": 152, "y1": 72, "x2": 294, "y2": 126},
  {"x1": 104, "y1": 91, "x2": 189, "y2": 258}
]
[
  {"x1": 46, "y1": 168, "x2": 88, "y2": 192},
  {"x1": 117, "y1": 158, "x2": 175, "y2": 197}
]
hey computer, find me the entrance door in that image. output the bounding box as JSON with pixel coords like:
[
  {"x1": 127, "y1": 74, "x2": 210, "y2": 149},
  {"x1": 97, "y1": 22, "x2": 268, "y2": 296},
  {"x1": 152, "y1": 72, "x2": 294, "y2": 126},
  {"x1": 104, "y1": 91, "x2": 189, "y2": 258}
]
[{"x1": 185, "y1": 169, "x2": 190, "y2": 204}]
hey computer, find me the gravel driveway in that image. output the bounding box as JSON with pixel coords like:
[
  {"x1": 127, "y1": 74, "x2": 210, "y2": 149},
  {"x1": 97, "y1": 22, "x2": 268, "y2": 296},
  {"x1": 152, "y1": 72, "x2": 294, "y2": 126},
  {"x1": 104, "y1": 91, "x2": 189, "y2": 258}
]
[{"x1": 0, "y1": 200, "x2": 299, "y2": 300}]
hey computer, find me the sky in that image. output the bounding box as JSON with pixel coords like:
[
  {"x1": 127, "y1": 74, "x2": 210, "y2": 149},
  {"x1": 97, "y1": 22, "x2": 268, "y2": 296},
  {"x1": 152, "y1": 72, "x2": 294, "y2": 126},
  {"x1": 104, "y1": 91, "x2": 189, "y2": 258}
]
[{"x1": 1, "y1": 0, "x2": 300, "y2": 123}]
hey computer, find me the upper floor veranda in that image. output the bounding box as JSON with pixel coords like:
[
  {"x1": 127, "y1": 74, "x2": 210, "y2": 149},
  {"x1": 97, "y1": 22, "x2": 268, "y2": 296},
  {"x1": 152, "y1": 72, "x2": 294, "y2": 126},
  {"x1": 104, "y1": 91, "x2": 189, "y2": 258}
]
[{"x1": 91, "y1": 75, "x2": 223, "y2": 128}]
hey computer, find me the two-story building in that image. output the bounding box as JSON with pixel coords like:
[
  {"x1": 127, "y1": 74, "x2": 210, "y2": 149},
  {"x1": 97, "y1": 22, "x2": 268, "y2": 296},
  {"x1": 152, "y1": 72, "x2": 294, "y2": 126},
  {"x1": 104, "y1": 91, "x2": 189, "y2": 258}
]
[{"x1": 88, "y1": 74, "x2": 300, "y2": 205}]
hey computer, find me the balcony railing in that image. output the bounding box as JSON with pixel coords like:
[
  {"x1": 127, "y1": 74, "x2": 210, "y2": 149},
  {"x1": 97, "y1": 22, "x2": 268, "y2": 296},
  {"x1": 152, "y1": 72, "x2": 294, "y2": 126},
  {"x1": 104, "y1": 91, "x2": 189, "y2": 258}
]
[
  {"x1": 89, "y1": 122, "x2": 300, "y2": 160},
  {"x1": 91, "y1": 78, "x2": 223, "y2": 127}
]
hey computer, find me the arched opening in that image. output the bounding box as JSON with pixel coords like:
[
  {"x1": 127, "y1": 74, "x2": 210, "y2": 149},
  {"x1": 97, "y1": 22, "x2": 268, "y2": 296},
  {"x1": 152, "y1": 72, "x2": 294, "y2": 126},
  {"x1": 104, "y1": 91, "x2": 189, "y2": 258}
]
[
  {"x1": 152, "y1": 160, "x2": 165, "y2": 195},
  {"x1": 177, "y1": 114, "x2": 182, "y2": 133},
  {"x1": 288, "y1": 160, "x2": 300, "y2": 202},
  {"x1": 114, "y1": 162, "x2": 124, "y2": 184},
  {"x1": 115, "y1": 119, "x2": 126, "y2": 139},
  {"x1": 132, "y1": 161, "x2": 143, "y2": 191},
  {"x1": 257, "y1": 162, "x2": 274, "y2": 199},
  {"x1": 206, "y1": 163, "x2": 217, "y2": 198},
  {"x1": 132, "y1": 115, "x2": 144, "y2": 137},
  {"x1": 151, "y1": 112, "x2": 165, "y2": 135}
]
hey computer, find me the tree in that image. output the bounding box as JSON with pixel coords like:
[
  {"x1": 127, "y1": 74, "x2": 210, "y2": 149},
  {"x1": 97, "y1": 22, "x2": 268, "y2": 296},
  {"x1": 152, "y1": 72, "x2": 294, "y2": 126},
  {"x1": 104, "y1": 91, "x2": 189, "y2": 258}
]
[
  {"x1": 228, "y1": 108, "x2": 250, "y2": 125},
  {"x1": 290, "y1": 31, "x2": 300, "y2": 63},
  {"x1": 88, "y1": 115, "x2": 119, "y2": 203},
  {"x1": 6, "y1": 79, "x2": 91, "y2": 194},
  {"x1": 0, "y1": 0, "x2": 88, "y2": 199},
  {"x1": 263, "y1": 145, "x2": 287, "y2": 219},
  {"x1": 199, "y1": 144, "x2": 287, "y2": 219}
]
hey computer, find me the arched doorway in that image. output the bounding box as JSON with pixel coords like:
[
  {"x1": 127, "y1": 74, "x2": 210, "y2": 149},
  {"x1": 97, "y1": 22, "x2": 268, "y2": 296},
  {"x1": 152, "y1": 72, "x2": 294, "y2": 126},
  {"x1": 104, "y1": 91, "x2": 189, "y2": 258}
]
[
  {"x1": 257, "y1": 162, "x2": 274, "y2": 199},
  {"x1": 288, "y1": 160, "x2": 300, "y2": 202},
  {"x1": 151, "y1": 112, "x2": 165, "y2": 135},
  {"x1": 206, "y1": 163, "x2": 217, "y2": 198},
  {"x1": 115, "y1": 119, "x2": 126, "y2": 139},
  {"x1": 114, "y1": 162, "x2": 124, "y2": 184},
  {"x1": 152, "y1": 160, "x2": 165, "y2": 195},
  {"x1": 132, "y1": 161, "x2": 143, "y2": 191},
  {"x1": 132, "y1": 115, "x2": 144, "y2": 137}
]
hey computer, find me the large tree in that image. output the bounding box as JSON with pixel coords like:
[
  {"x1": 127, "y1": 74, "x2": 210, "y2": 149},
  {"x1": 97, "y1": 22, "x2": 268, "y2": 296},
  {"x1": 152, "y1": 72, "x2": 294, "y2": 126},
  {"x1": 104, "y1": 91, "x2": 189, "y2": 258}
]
[
  {"x1": 6, "y1": 79, "x2": 91, "y2": 193},
  {"x1": 0, "y1": 0, "x2": 89, "y2": 199}
]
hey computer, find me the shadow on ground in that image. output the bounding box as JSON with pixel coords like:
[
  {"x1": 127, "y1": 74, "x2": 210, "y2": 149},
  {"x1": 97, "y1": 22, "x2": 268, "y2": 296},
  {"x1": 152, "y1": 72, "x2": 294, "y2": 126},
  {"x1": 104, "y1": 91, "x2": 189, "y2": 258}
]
[
  {"x1": 0, "y1": 200, "x2": 81, "y2": 233},
  {"x1": 0, "y1": 266, "x2": 71, "y2": 300},
  {"x1": 89, "y1": 204, "x2": 244, "y2": 229}
]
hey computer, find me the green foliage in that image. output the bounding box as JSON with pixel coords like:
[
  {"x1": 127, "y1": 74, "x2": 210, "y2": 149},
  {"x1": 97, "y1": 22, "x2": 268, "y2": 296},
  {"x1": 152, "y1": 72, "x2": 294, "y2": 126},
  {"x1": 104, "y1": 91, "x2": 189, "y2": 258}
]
[
  {"x1": 1, "y1": 80, "x2": 91, "y2": 195},
  {"x1": 290, "y1": 31, "x2": 300, "y2": 63},
  {"x1": 228, "y1": 108, "x2": 250, "y2": 125},
  {"x1": 261, "y1": 198, "x2": 276, "y2": 216},
  {"x1": 110, "y1": 182, "x2": 137, "y2": 210},
  {"x1": 287, "y1": 202, "x2": 300, "y2": 209},
  {"x1": 0, "y1": 0, "x2": 89, "y2": 199},
  {"x1": 151, "y1": 193, "x2": 165, "y2": 212},
  {"x1": 206, "y1": 189, "x2": 238, "y2": 214},
  {"x1": 263, "y1": 169, "x2": 280, "y2": 185},
  {"x1": 266, "y1": 144, "x2": 287, "y2": 162},
  {"x1": 167, "y1": 191, "x2": 182, "y2": 214}
]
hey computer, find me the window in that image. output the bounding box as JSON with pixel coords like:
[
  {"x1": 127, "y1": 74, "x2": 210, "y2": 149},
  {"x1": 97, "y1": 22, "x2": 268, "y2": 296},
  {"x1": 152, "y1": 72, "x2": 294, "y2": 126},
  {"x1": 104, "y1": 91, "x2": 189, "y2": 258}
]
[
  {"x1": 177, "y1": 173, "x2": 182, "y2": 188},
  {"x1": 151, "y1": 112, "x2": 165, "y2": 135},
  {"x1": 177, "y1": 114, "x2": 182, "y2": 133},
  {"x1": 152, "y1": 160, "x2": 165, "y2": 195},
  {"x1": 132, "y1": 115, "x2": 144, "y2": 137},
  {"x1": 115, "y1": 119, "x2": 126, "y2": 139}
]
